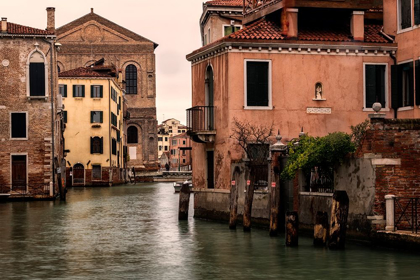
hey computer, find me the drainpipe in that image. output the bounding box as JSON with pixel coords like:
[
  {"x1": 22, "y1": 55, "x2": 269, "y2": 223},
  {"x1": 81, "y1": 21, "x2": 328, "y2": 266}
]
[
  {"x1": 109, "y1": 79, "x2": 112, "y2": 184},
  {"x1": 390, "y1": 52, "x2": 398, "y2": 119}
]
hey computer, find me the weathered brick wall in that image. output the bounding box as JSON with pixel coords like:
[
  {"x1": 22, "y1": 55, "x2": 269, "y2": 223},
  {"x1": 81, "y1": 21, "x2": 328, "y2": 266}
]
[{"x1": 358, "y1": 118, "x2": 420, "y2": 216}]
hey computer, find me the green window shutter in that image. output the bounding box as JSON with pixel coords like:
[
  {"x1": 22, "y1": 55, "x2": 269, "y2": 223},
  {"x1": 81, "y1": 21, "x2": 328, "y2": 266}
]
[
  {"x1": 63, "y1": 111, "x2": 67, "y2": 123},
  {"x1": 90, "y1": 137, "x2": 93, "y2": 154},
  {"x1": 409, "y1": 62, "x2": 415, "y2": 106},
  {"x1": 100, "y1": 111, "x2": 103, "y2": 123},
  {"x1": 73, "y1": 85, "x2": 76, "y2": 97},
  {"x1": 63, "y1": 85, "x2": 67, "y2": 97},
  {"x1": 416, "y1": 60, "x2": 420, "y2": 106},
  {"x1": 100, "y1": 86, "x2": 103, "y2": 98},
  {"x1": 90, "y1": 85, "x2": 94, "y2": 98},
  {"x1": 90, "y1": 111, "x2": 94, "y2": 123},
  {"x1": 100, "y1": 137, "x2": 104, "y2": 154},
  {"x1": 82, "y1": 85, "x2": 85, "y2": 97}
]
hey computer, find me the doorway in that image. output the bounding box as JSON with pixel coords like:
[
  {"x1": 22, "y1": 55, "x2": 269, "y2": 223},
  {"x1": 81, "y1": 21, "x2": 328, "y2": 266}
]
[
  {"x1": 207, "y1": 151, "x2": 214, "y2": 189},
  {"x1": 12, "y1": 155, "x2": 27, "y2": 191},
  {"x1": 73, "y1": 163, "x2": 85, "y2": 186}
]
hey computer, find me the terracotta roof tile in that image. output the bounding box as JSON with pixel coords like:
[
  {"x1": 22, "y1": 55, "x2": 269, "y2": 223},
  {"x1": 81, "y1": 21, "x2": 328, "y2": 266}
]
[
  {"x1": 364, "y1": 25, "x2": 389, "y2": 43},
  {"x1": 229, "y1": 18, "x2": 285, "y2": 40},
  {"x1": 59, "y1": 66, "x2": 116, "y2": 78},
  {"x1": 206, "y1": 0, "x2": 243, "y2": 7},
  {"x1": 6, "y1": 22, "x2": 54, "y2": 35}
]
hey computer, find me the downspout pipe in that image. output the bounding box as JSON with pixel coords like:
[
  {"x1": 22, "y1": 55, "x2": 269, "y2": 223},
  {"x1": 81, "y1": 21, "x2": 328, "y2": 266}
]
[
  {"x1": 109, "y1": 79, "x2": 112, "y2": 185},
  {"x1": 390, "y1": 52, "x2": 398, "y2": 119}
]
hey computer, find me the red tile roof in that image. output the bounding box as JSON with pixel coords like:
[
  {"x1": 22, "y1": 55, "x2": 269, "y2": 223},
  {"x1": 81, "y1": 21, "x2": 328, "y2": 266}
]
[
  {"x1": 206, "y1": 0, "x2": 243, "y2": 7},
  {"x1": 6, "y1": 22, "x2": 54, "y2": 35},
  {"x1": 228, "y1": 18, "x2": 390, "y2": 43},
  {"x1": 59, "y1": 66, "x2": 116, "y2": 78}
]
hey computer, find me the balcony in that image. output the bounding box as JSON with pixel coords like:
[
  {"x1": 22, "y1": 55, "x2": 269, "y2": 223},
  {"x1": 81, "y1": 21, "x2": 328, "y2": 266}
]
[
  {"x1": 243, "y1": 0, "x2": 284, "y2": 24},
  {"x1": 186, "y1": 106, "x2": 216, "y2": 143}
]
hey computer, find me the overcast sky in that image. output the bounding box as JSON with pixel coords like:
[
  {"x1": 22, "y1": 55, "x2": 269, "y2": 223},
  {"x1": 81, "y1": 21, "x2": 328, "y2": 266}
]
[{"x1": 2, "y1": 0, "x2": 204, "y2": 124}]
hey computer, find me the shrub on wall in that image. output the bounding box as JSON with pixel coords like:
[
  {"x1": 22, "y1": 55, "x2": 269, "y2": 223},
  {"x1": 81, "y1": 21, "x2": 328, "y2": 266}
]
[{"x1": 281, "y1": 132, "x2": 356, "y2": 180}]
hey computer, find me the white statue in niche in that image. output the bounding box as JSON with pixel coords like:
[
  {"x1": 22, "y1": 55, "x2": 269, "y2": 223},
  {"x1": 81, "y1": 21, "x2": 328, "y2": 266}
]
[{"x1": 315, "y1": 82, "x2": 323, "y2": 100}]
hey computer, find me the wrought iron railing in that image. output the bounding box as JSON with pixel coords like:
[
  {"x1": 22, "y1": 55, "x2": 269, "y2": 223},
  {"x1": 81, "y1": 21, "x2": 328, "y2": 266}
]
[
  {"x1": 394, "y1": 197, "x2": 420, "y2": 233},
  {"x1": 186, "y1": 106, "x2": 215, "y2": 132}
]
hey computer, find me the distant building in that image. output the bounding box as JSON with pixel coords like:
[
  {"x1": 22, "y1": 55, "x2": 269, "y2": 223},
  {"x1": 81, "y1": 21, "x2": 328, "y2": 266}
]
[
  {"x1": 0, "y1": 8, "x2": 64, "y2": 199},
  {"x1": 56, "y1": 8, "x2": 159, "y2": 172},
  {"x1": 169, "y1": 133, "x2": 192, "y2": 171},
  {"x1": 157, "y1": 118, "x2": 187, "y2": 159},
  {"x1": 59, "y1": 61, "x2": 126, "y2": 186}
]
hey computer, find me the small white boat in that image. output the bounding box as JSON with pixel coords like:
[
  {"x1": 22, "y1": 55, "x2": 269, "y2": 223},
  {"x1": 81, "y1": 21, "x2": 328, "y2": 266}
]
[{"x1": 173, "y1": 180, "x2": 193, "y2": 193}]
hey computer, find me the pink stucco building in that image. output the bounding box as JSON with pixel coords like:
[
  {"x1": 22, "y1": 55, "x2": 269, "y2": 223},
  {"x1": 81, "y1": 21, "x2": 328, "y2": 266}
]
[{"x1": 186, "y1": 0, "x2": 420, "y2": 223}]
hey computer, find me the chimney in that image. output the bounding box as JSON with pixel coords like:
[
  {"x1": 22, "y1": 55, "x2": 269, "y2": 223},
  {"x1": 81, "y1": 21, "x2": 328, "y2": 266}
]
[
  {"x1": 287, "y1": 8, "x2": 298, "y2": 38},
  {"x1": 1, "y1": 18, "x2": 7, "y2": 33},
  {"x1": 383, "y1": 1, "x2": 397, "y2": 36},
  {"x1": 46, "y1": 7, "x2": 55, "y2": 33},
  {"x1": 351, "y1": 11, "x2": 364, "y2": 42}
]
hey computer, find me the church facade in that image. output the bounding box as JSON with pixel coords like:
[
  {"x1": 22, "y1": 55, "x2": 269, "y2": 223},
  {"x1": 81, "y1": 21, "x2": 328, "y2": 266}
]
[{"x1": 56, "y1": 9, "x2": 159, "y2": 171}]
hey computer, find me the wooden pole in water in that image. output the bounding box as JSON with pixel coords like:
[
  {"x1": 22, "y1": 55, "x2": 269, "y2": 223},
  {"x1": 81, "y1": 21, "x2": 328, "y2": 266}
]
[
  {"x1": 178, "y1": 182, "x2": 190, "y2": 220},
  {"x1": 328, "y1": 190, "x2": 349, "y2": 250},
  {"x1": 229, "y1": 168, "x2": 240, "y2": 229},
  {"x1": 285, "y1": 211, "x2": 299, "y2": 246},
  {"x1": 269, "y1": 154, "x2": 281, "y2": 236},
  {"x1": 243, "y1": 165, "x2": 255, "y2": 232},
  {"x1": 314, "y1": 211, "x2": 328, "y2": 246}
]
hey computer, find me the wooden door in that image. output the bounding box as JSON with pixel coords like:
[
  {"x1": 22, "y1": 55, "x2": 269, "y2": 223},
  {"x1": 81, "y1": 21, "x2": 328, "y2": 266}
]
[
  {"x1": 73, "y1": 164, "x2": 85, "y2": 185},
  {"x1": 12, "y1": 155, "x2": 27, "y2": 191}
]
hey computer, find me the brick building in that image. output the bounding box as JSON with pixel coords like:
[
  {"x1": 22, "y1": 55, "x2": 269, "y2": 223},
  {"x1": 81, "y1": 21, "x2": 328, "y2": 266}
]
[
  {"x1": 0, "y1": 8, "x2": 64, "y2": 199},
  {"x1": 56, "y1": 8, "x2": 159, "y2": 173}
]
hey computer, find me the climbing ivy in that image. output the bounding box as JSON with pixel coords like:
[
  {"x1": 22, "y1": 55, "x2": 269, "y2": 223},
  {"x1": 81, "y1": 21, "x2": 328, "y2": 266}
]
[
  {"x1": 350, "y1": 119, "x2": 371, "y2": 149},
  {"x1": 281, "y1": 132, "x2": 356, "y2": 180}
]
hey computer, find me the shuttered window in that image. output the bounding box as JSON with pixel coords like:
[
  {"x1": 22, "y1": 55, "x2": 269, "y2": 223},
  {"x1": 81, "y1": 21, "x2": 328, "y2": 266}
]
[
  {"x1": 29, "y1": 63, "x2": 45, "y2": 96},
  {"x1": 391, "y1": 62, "x2": 414, "y2": 109},
  {"x1": 415, "y1": 0, "x2": 420, "y2": 25},
  {"x1": 91, "y1": 111, "x2": 103, "y2": 123},
  {"x1": 112, "y1": 138, "x2": 117, "y2": 155},
  {"x1": 63, "y1": 111, "x2": 67, "y2": 123},
  {"x1": 59, "y1": 84, "x2": 67, "y2": 97},
  {"x1": 73, "y1": 85, "x2": 85, "y2": 97},
  {"x1": 90, "y1": 137, "x2": 103, "y2": 154},
  {"x1": 416, "y1": 60, "x2": 420, "y2": 105},
  {"x1": 11, "y1": 113, "x2": 27, "y2": 139},
  {"x1": 400, "y1": 0, "x2": 412, "y2": 29},
  {"x1": 246, "y1": 61, "x2": 270, "y2": 108},
  {"x1": 91, "y1": 85, "x2": 103, "y2": 98},
  {"x1": 116, "y1": 130, "x2": 121, "y2": 142},
  {"x1": 111, "y1": 113, "x2": 117, "y2": 126},
  {"x1": 365, "y1": 65, "x2": 386, "y2": 109}
]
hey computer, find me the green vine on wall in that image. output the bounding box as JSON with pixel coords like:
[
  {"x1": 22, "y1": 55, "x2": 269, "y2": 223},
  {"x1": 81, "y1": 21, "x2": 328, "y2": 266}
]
[{"x1": 280, "y1": 132, "x2": 356, "y2": 180}]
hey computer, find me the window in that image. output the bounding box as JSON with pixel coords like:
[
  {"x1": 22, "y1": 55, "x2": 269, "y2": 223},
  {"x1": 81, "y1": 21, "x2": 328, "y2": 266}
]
[
  {"x1": 183, "y1": 140, "x2": 186, "y2": 145},
  {"x1": 63, "y1": 111, "x2": 67, "y2": 123},
  {"x1": 399, "y1": 0, "x2": 412, "y2": 30},
  {"x1": 59, "y1": 84, "x2": 67, "y2": 97},
  {"x1": 125, "y1": 64, "x2": 137, "y2": 94},
  {"x1": 204, "y1": 34, "x2": 207, "y2": 45},
  {"x1": 11, "y1": 112, "x2": 27, "y2": 139},
  {"x1": 169, "y1": 130, "x2": 172, "y2": 133},
  {"x1": 159, "y1": 146, "x2": 162, "y2": 151},
  {"x1": 29, "y1": 51, "x2": 46, "y2": 97},
  {"x1": 91, "y1": 85, "x2": 103, "y2": 98},
  {"x1": 416, "y1": 60, "x2": 420, "y2": 106},
  {"x1": 183, "y1": 159, "x2": 186, "y2": 164},
  {"x1": 91, "y1": 111, "x2": 103, "y2": 123},
  {"x1": 172, "y1": 140, "x2": 177, "y2": 145},
  {"x1": 57, "y1": 65, "x2": 61, "y2": 73},
  {"x1": 392, "y1": 61, "x2": 414, "y2": 108},
  {"x1": 164, "y1": 146, "x2": 168, "y2": 151},
  {"x1": 111, "y1": 112, "x2": 117, "y2": 126},
  {"x1": 111, "y1": 87, "x2": 118, "y2": 102},
  {"x1": 90, "y1": 137, "x2": 103, "y2": 154},
  {"x1": 158, "y1": 137, "x2": 163, "y2": 141},
  {"x1": 112, "y1": 138, "x2": 117, "y2": 155},
  {"x1": 92, "y1": 165, "x2": 101, "y2": 180},
  {"x1": 73, "y1": 85, "x2": 85, "y2": 97},
  {"x1": 245, "y1": 60, "x2": 271, "y2": 108},
  {"x1": 223, "y1": 25, "x2": 241, "y2": 36},
  {"x1": 416, "y1": 0, "x2": 420, "y2": 25},
  {"x1": 165, "y1": 137, "x2": 168, "y2": 141},
  {"x1": 364, "y1": 64, "x2": 387, "y2": 109},
  {"x1": 127, "y1": 126, "x2": 138, "y2": 144}
]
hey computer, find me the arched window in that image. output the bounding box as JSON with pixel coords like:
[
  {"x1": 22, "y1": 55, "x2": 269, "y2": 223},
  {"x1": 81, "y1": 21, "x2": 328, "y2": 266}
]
[
  {"x1": 127, "y1": 126, "x2": 138, "y2": 144},
  {"x1": 90, "y1": 136, "x2": 103, "y2": 154},
  {"x1": 125, "y1": 64, "x2": 137, "y2": 94},
  {"x1": 28, "y1": 51, "x2": 46, "y2": 96},
  {"x1": 57, "y1": 65, "x2": 61, "y2": 73}
]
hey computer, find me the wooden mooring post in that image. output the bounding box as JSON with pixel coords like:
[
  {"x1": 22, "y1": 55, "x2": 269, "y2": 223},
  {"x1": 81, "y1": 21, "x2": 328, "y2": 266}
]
[
  {"x1": 243, "y1": 170, "x2": 256, "y2": 232},
  {"x1": 178, "y1": 182, "x2": 190, "y2": 220},
  {"x1": 314, "y1": 211, "x2": 328, "y2": 246},
  {"x1": 286, "y1": 211, "x2": 299, "y2": 246},
  {"x1": 229, "y1": 167, "x2": 240, "y2": 229},
  {"x1": 328, "y1": 190, "x2": 349, "y2": 250}
]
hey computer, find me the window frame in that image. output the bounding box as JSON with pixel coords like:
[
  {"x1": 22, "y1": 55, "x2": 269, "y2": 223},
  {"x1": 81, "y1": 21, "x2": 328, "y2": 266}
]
[
  {"x1": 59, "y1": 84, "x2": 67, "y2": 97},
  {"x1": 125, "y1": 64, "x2": 138, "y2": 95},
  {"x1": 127, "y1": 126, "x2": 138, "y2": 144},
  {"x1": 244, "y1": 59, "x2": 272, "y2": 110},
  {"x1": 222, "y1": 24, "x2": 242, "y2": 37},
  {"x1": 10, "y1": 112, "x2": 28, "y2": 140},
  {"x1": 27, "y1": 49, "x2": 48, "y2": 98},
  {"x1": 73, "y1": 85, "x2": 85, "y2": 98},
  {"x1": 398, "y1": 59, "x2": 415, "y2": 110},
  {"x1": 92, "y1": 164, "x2": 102, "y2": 180},
  {"x1": 363, "y1": 63, "x2": 389, "y2": 111},
  {"x1": 398, "y1": 0, "x2": 414, "y2": 33},
  {"x1": 91, "y1": 85, "x2": 103, "y2": 98}
]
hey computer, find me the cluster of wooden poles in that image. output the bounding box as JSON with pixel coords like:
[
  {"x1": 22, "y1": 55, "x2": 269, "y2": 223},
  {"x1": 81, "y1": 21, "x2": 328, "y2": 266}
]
[{"x1": 179, "y1": 179, "x2": 350, "y2": 250}]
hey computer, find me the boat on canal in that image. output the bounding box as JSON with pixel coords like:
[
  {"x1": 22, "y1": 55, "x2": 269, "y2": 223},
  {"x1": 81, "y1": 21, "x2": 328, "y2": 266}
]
[{"x1": 173, "y1": 180, "x2": 193, "y2": 193}]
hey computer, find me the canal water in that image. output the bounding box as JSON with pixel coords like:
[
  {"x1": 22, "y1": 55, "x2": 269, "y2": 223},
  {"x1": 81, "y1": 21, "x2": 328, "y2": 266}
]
[{"x1": 0, "y1": 183, "x2": 419, "y2": 280}]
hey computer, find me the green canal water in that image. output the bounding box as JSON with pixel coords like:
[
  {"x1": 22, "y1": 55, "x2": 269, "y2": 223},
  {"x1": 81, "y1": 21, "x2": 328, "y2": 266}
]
[{"x1": 0, "y1": 183, "x2": 419, "y2": 280}]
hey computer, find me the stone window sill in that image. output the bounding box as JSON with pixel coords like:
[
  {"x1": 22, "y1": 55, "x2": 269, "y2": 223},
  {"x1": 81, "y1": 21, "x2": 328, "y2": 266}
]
[
  {"x1": 312, "y1": 98, "x2": 326, "y2": 101},
  {"x1": 398, "y1": 106, "x2": 414, "y2": 112},
  {"x1": 27, "y1": 96, "x2": 47, "y2": 101},
  {"x1": 300, "y1": 191, "x2": 333, "y2": 197}
]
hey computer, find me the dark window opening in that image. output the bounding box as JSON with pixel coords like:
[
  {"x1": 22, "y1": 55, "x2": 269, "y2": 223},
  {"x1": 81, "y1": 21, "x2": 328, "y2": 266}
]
[
  {"x1": 91, "y1": 111, "x2": 103, "y2": 123},
  {"x1": 125, "y1": 64, "x2": 137, "y2": 94},
  {"x1": 400, "y1": 0, "x2": 412, "y2": 29},
  {"x1": 11, "y1": 113, "x2": 27, "y2": 139},
  {"x1": 91, "y1": 137, "x2": 103, "y2": 154},
  {"x1": 246, "y1": 61, "x2": 269, "y2": 107},
  {"x1": 112, "y1": 138, "x2": 117, "y2": 155},
  {"x1": 365, "y1": 65, "x2": 386, "y2": 109},
  {"x1": 29, "y1": 63, "x2": 45, "y2": 96},
  {"x1": 127, "y1": 126, "x2": 138, "y2": 144}
]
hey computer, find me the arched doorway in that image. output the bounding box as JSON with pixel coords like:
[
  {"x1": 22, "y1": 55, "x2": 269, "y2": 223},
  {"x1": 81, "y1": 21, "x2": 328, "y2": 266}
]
[{"x1": 73, "y1": 163, "x2": 85, "y2": 185}]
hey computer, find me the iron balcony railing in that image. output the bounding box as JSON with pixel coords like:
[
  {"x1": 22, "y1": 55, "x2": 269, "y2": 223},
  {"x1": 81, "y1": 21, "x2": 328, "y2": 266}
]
[
  {"x1": 243, "y1": 0, "x2": 281, "y2": 15},
  {"x1": 394, "y1": 197, "x2": 420, "y2": 233},
  {"x1": 186, "y1": 106, "x2": 216, "y2": 133}
]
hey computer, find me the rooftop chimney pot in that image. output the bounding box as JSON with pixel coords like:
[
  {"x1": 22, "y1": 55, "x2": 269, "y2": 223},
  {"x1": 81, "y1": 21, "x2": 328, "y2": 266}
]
[
  {"x1": 46, "y1": 7, "x2": 55, "y2": 33},
  {"x1": 1, "y1": 17, "x2": 7, "y2": 33},
  {"x1": 351, "y1": 11, "x2": 365, "y2": 42}
]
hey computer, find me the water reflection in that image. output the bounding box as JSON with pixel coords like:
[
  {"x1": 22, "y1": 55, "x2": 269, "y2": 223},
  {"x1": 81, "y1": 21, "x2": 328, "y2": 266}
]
[{"x1": 0, "y1": 183, "x2": 419, "y2": 279}]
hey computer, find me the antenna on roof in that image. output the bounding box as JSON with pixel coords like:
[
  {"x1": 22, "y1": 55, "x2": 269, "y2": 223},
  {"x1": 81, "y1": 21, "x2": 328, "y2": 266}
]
[{"x1": 91, "y1": 8, "x2": 94, "y2": 14}]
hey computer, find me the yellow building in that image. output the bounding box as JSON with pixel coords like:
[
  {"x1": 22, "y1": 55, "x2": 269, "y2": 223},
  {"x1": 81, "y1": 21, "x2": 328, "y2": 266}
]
[{"x1": 59, "y1": 62, "x2": 125, "y2": 186}]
